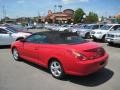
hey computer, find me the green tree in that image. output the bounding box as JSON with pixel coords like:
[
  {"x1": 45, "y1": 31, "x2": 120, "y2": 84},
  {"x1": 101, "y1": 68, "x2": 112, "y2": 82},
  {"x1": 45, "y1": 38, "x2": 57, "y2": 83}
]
[
  {"x1": 74, "y1": 8, "x2": 85, "y2": 23},
  {"x1": 85, "y1": 12, "x2": 98, "y2": 23}
]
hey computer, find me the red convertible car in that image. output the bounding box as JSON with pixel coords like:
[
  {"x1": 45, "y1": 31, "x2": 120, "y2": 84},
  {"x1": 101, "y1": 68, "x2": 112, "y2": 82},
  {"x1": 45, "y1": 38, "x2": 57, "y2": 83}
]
[{"x1": 11, "y1": 31, "x2": 108, "y2": 79}]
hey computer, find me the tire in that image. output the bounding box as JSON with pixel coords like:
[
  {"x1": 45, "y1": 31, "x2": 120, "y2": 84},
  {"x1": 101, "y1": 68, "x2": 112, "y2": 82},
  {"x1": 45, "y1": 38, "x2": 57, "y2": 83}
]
[
  {"x1": 85, "y1": 33, "x2": 90, "y2": 39},
  {"x1": 64, "y1": 29, "x2": 68, "y2": 32},
  {"x1": 12, "y1": 48, "x2": 21, "y2": 61},
  {"x1": 93, "y1": 38, "x2": 97, "y2": 42},
  {"x1": 102, "y1": 35, "x2": 106, "y2": 42},
  {"x1": 16, "y1": 38, "x2": 24, "y2": 41},
  {"x1": 108, "y1": 42, "x2": 114, "y2": 46},
  {"x1": 49, "y1": 60, "x2": 65, "y2": 79}
]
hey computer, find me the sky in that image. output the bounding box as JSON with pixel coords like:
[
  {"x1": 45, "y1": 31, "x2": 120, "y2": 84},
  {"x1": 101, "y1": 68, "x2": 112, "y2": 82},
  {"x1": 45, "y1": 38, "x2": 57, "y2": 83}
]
[{"x1": 0, "y1": 0, "x2": 120, "y2": 19}]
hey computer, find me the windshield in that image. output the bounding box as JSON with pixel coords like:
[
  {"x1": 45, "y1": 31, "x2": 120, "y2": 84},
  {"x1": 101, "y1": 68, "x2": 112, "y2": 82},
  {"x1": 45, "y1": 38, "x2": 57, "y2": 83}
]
[
  {"x1": 6, "y1": 27, "x2": 18, "y2": 33},
  {"x1": 84, "y1": 25, "x2": 93, "y2": 29},
  {"x1": 12, "y1": 25, "x2": 25, "y2": 30},
  {"x1": 100, "y1": 25, "x2": 112, "y2": 30}
]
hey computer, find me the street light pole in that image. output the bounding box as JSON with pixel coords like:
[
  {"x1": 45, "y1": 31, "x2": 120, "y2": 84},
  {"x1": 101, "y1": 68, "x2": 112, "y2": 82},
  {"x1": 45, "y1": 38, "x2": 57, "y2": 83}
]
[{"x1": 58, "y1": 5, "x2": 63, "y2": 24}]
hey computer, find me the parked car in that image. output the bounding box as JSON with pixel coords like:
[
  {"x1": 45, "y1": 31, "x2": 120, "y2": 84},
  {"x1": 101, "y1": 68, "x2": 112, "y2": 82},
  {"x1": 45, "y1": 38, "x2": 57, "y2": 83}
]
[
  {"x1": 105, "y1": 27, "x2": 120, "y2": 45},
  {"x1": 57, "y1": 25, "x2": 70, "y2": 31},
  {"x1": 11, "y1": 31, "x2": 108, "y2": 79},
  {"x1": 69, "y1": 24, "x2": 87, "y2": 33},
  {"x1": 0, "y1": 26, "x2": 31, "y2": 45},
  {"x1": 78, "y1": 24, "x2": 103, "y2": 39},
  {"x1": 26, "y1": 24, "x2": 35, "y2": 29},
  {"x1": 91, "y1": 24, "x2": 120, "y2": 42},
  {"x1": 4, "y1": 24, "x2": 30, "y2": 33},
  {"x1": 35, "y1": 24, "x2": 44, "y2": 29},
  {"x1": 46, "y1": 24, "x2": 59, "y2": 30}
]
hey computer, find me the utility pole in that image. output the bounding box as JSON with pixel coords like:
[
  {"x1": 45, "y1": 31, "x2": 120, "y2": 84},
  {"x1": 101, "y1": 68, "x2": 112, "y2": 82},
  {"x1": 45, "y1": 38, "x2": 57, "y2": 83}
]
[
  {"x1": 2, "y1": 5, "x2": 7, "y2": 23},
  {"x1": 58, "y1": 5, "x2": 63, "y2": 24},
  {"x1": 2, "y1": 5, "x2": 6, "y2": 19},
  {"x1": 38, "y1": 9, "x2": 40, "y2": 17},
  {"x1": 54, "y1": 5, "x2": 57, "y2": 13},
  {"x1": 58, "y1": 5, "x2": 62, "y2": 12}
]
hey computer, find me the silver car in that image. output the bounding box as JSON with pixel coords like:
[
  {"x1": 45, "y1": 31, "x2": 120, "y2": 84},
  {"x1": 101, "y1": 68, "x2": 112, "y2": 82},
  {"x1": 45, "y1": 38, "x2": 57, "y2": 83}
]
[
  {"x1": 0, "y1": 26, "x2": 31, "y2": 45},
  {"x1": 78, "y1": 24, "x2": 103, "y2": 39},
  {"x1": 106, "y1": 27, "x2": 120, "y2": 45}
]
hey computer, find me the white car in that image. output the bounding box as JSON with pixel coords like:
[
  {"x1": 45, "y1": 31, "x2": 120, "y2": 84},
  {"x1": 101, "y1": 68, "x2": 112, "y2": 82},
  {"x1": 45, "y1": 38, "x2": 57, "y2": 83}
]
[
  {"x1": 105, "y1": 27, "x2": 120, "y2": 45},
  {"x1": 69, "y1": 24, "x2": 86, "y2": 33},
  {"x1": 58, "y1": 25, "x2": 70, "y2": 31},
  {"x1": 78, "y1": 24, "x2": 103, "y2": 39},
  {"x1": 90, "y1": 24, "x2": 120, "y2": 42},
  {"x1": 0, "y1": 26, "x2": 31, "y2": 45}
]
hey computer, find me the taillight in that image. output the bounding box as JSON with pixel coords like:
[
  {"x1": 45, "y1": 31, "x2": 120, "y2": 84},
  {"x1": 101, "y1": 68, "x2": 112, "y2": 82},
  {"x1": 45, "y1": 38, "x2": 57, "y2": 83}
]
[
  {"x1": 85, "y1": 47, "x2": 105, "y2": 59},
  {"x1": 67, "y1": 49, "x2": 88, "y2": 61}
]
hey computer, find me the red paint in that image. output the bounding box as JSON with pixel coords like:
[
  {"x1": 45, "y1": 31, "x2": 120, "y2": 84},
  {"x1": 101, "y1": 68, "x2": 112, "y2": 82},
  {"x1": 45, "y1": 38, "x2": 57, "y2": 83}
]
[{"x1": 11, "y1": 41, "x2": 108, "y2": 76}]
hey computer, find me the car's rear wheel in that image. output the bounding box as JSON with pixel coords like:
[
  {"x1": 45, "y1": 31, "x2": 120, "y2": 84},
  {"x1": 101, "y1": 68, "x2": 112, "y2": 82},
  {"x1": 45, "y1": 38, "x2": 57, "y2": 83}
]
[
  {"x1": 108, "y1": 42, "x2": 114, "y2": 46},
  {"x1": 12, "y1": 48, "x2": 21, "y2": 61},
  {"x1": 49, "y1": 60, "x2": 65, "y2": 79}
]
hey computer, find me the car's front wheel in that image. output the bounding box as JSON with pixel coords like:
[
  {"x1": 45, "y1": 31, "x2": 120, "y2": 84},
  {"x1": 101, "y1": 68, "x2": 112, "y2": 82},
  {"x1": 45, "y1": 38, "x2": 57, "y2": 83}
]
[
  {"x1": 85, "y1": 33, "x2": 90, "y2": 39},
  {"x1": 12, "y1": 48, "x2": 21, "y2": 61},
  {"x1": 49, "y1": 60, "x2": 65, "y2": 79}
]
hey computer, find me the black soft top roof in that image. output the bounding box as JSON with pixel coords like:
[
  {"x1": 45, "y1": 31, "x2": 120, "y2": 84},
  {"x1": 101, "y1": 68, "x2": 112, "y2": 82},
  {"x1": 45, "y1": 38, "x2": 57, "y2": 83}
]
[
  {"x1": 35, "y1": 31, "x2": 78, "y2": 37},
  {"x1": 32, "y1": 31, "x2": 86, "y2": 44}
]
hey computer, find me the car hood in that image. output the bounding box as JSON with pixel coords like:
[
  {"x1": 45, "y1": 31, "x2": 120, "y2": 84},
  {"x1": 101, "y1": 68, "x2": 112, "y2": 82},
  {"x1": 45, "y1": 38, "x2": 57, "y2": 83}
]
[
  {"x1": 107, "y1": 31, "x2": 120, "y2": 35},
  {"x1": 92, "y1": 29, "x2": 108, "y2": 33}
]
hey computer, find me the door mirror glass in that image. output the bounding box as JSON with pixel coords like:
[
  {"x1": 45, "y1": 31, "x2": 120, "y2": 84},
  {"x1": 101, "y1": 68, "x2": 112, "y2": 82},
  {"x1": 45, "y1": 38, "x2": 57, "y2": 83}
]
[{"x1": 110, "y1": 29, "x2": 114, "y2": 31}]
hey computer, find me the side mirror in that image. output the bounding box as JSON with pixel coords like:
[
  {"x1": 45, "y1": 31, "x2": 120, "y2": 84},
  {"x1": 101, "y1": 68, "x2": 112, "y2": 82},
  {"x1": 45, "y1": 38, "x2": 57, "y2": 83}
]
[
  {"x1": 110, "y1": 29, "x2": 114, "y2": 31},
  {"x1": 20, "y1": 39, "x2": 26, "y2": 42}
]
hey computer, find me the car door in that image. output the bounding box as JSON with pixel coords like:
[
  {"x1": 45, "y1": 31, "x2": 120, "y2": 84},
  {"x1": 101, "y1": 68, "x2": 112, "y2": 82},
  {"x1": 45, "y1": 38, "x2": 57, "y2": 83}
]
[
  {"x1": 21, "y1": 34, "x2": 39, "y2": 63},
  {"x1": 0, "y1": 28, "x2": 13, "y2": 45},
  {"x1": 22, "y1": 34, "x2": 48, "y2": 64}
]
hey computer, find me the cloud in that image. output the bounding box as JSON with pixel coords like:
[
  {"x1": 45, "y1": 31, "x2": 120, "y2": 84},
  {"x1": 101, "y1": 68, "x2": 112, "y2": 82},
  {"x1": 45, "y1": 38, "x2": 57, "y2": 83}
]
[
  {"x1": 17, "y1": 0, "x2": 25, "y2": 4},
  {"x1": 62, "y1": 0, "x2": 89, "y2": 4}
]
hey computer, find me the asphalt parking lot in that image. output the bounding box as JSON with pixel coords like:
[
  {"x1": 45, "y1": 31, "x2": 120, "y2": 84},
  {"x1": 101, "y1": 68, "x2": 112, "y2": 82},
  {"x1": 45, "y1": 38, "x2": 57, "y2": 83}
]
[{"x1": 0, "y1": 29, "x2": 120, "y2": 90}]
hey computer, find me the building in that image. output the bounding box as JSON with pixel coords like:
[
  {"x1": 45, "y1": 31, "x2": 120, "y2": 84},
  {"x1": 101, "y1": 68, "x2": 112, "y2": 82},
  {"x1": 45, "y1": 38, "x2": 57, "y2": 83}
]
[
  {"x1": 44, "y1": 9, "x2": 74, "y2": 24},
  {"x1": 115, "y1": 13, "x2": 120, "y2": 19}
]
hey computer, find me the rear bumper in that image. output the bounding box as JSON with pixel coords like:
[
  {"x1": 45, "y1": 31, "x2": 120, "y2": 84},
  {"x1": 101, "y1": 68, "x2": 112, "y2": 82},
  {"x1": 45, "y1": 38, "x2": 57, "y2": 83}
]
[{"x1": 66, "y1": 54, "x2": 108, "y2": 76}]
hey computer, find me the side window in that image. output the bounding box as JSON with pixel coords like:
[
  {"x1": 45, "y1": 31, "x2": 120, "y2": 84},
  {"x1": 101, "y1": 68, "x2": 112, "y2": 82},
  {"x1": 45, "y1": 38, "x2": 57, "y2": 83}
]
[
  {"x1": 117, "y1": 27, "x2": 120, "y2": 31},
  {"x1": 112, "y1": 25, "x2": 119, "y2": 30},
  {"x1": 100, "y1": 25, "x2": 103, "y2": 28},
  {"x1": 92, "y1": 25, "x2": 99, "y2": 29},
  {"x1": 0, "y1": 28, "x2": 8, "y2": 34},
  {"x1": 25, "y1": 34, "x2": 48, "y2": 43}
]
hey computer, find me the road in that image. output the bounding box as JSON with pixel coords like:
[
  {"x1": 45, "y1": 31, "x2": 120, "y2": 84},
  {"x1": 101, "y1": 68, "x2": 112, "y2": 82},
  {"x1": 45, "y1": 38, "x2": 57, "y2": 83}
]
[{"x1": 0, "y1": 29, "x2": 120, "y2": 90}]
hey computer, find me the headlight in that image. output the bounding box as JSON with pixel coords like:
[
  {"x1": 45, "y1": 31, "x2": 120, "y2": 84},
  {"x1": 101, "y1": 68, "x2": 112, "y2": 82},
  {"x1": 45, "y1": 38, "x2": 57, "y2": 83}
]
[{"x1": 97, "y1": 32, "x2": 102, "y2": 34}]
